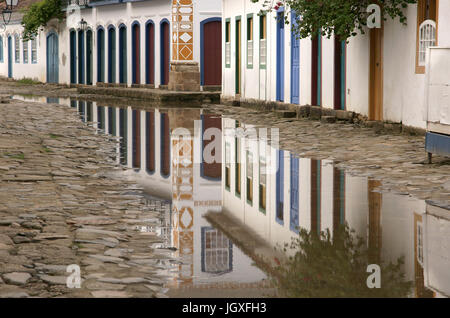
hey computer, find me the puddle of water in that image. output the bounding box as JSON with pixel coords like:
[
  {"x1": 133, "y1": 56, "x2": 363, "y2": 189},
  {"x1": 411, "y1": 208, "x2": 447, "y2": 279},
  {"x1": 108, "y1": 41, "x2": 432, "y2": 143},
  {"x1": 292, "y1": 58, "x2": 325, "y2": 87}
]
[{"x1": 12, "y1": 95, "x2": 450, "y2": 298}]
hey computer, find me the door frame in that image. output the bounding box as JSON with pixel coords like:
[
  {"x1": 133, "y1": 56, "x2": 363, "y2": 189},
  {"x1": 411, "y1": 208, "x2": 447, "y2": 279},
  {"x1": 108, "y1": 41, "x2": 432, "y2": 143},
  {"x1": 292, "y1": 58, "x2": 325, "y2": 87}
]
[
  {"x1": 46, "y1": 31, "x2": 59, "y2": 83},
  {"x1": 290, "y1": 11, "x2": 300, "y2": 104},
  {"x1": 276, "y1": 8, "x2": 285, "y2": 102},
  {"x1": 200, "y1": 17, "x2": 222, "y2": 86},
  {"x1": 369, "y1": 27, "x2": 384, "y2": 121},
  {"x1": 107, "y1": 25, "x2": 116, "y2": 83},
  {"x1": 235, "y1": 16, "x2": 241, "y2": 95}
]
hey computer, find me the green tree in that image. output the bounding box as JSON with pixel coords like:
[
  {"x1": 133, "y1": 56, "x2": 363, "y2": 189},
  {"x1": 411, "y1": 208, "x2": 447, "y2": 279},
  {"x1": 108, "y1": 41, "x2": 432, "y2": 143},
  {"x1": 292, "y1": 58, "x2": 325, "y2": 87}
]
[
  {"x1": 251, "y1": 0, "x2": 417, "y2": 40},
  {"x1": 273, "y1": 224, "x2": 413, "y2": 297},
  {"x1": 21, "y1": 0, "x2": 64, "y2": 41}
]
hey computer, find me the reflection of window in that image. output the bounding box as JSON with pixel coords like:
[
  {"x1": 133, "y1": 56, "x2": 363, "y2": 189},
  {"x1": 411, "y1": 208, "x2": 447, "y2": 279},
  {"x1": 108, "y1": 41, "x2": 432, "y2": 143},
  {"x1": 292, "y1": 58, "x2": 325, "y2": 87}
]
[
  {"x1": 225, "y1": 142, "x2": 231, "y2": 190},
  {"x1": 259, "y1": 15, "x2": 267, "y2": 68},
  {"x1": 247, "y1": 15, "x2": 253, "y2": 68},
  {"x1": 201, "y1": 227, "x2": 232, "y2": 274},
  {"x1": 416, "y1": 0, "x2": 437, "y2": 73},
  {"x1": 417, "y1": 222, "x2": 424, "y2": 266},
  {"x1": 246, "y1": 151, "x2": 253, "y2": 204},
  {"x1": 225, "y1": 19, "x2": 231, "y2": 68}
]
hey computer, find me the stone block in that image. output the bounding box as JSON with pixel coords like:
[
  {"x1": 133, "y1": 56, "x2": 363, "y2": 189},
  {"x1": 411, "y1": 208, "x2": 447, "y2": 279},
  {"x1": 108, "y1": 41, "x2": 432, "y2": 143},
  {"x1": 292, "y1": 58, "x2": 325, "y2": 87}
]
[{"x1": 310, "y1": 106, "x2": 322, "y2": 120}]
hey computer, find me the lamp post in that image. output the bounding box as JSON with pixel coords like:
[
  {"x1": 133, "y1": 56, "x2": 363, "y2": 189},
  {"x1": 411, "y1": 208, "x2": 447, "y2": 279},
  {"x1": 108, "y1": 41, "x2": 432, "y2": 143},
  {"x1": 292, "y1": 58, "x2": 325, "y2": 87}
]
[
  {"x1": 78, "y1": 18, "x2": 87, "y2": 31},
  {"x1": 2, "y1": 0, "x2": 19, "y2": 26}
]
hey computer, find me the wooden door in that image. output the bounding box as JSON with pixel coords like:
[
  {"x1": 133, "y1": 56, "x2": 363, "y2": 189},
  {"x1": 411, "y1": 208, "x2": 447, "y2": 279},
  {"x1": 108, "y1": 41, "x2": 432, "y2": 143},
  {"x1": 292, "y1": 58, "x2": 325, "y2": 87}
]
[
  {"x1": 86, "y1": 30, "x2": 92, "y2": 85},
  {"x1": 161, "y1": 22, "x2": 170, "y2": 86},
  {"x1": 369, "y1": 27, "x2": 383, "y2": 120},
  {"x1": 203, "y1": 21, "x2": 222, "y2": 86},
  {"x1": 146, "y1": 23, "x2": 155, "y2": 85},
  {"x1": 132, "y1": 24, "x2": 140, "y2": 85},
  {"x1": 47, "y1": 33, "x2": 59, "y2": 83}
]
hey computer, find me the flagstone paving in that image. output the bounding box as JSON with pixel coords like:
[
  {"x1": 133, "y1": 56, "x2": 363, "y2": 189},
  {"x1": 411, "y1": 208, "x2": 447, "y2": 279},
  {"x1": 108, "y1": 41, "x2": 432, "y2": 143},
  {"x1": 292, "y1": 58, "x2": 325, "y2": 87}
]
[{"x1": 0, "y1": 97, "x2": 174, "y2": 298}]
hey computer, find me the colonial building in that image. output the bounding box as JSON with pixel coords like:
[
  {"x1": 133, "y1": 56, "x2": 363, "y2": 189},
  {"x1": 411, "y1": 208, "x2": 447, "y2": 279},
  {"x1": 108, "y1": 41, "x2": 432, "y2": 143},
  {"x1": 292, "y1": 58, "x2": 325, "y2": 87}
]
[
  {"x1": 222, "y1": 0, "x2": 449, "y2": 130},
  {"x1": 0, "y1": 0, "x2": 223, "y2": 90}
]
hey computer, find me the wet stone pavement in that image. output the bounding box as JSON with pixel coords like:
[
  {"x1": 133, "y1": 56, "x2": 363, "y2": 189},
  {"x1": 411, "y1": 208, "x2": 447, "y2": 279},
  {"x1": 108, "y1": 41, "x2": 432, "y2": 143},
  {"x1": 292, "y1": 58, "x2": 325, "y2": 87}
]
[
  {"x1": 0, "y1": 97, "x2": 173, "y2": 298},
  {"x1": 207, "y1": 104, "x2": 450, "y2": 206}
]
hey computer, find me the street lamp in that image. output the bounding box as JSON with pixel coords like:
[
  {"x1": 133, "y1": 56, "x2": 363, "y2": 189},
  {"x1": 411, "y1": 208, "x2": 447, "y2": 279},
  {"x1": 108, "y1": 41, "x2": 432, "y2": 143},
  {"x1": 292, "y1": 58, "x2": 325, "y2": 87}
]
[
  {"x1": 78, "y1": 18, "x2": 87, "y2": 31},
  {"x1": 2, "y1": 0, "x2": 19, "y2": 26}
]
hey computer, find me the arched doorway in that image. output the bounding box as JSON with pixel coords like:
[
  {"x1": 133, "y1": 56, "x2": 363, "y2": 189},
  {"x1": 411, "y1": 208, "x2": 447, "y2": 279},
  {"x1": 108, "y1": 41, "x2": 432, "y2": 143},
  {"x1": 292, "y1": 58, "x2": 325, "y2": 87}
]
[
  {"x1": 160, "y1": 20, "x2": 170, "y2": 86},
  {"x1": 86, "y1": 29, "x2": 93, "y2": 85},
  {"x1": 97, "y1": 27, "x2": 105, "y2": 83},
  {"x1": 47, "y1": 32, "x2": 59, "y2": 83},
  {"x1": 132, "y1": 22, "x2": 140, "y2": 85},
  {"x1": 70, "y1": 30, "x2": 76, "y2": 84},
  {"x1": 78, "y1": 30, "x2": 84, "y2": 84},
  {"x1": 119, "y1": 24, "x2": 127, "y2": 84},
  {"x1": 201, "y1": 18, "x2": 222, "y2": 86},
  {"x1": 145, "y1": 21, "x2": 155, "y2": 85},
  {"x1": 108, "y1": 26, "x2": 116, "y2": 83}
]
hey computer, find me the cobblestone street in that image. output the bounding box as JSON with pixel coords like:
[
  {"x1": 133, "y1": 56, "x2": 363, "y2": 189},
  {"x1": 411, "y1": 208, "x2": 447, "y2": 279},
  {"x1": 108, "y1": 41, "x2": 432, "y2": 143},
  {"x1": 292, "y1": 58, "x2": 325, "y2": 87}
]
[{"x1": 0, "y1": 95, "x2": 173, "y2": 298}]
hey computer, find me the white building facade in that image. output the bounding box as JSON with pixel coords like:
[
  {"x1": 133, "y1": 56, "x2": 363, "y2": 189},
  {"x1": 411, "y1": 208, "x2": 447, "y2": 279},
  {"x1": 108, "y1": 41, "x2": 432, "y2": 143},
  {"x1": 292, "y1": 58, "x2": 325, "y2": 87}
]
[{"x1": 222, "y1": 0, "x2": 448, "y2": 129}]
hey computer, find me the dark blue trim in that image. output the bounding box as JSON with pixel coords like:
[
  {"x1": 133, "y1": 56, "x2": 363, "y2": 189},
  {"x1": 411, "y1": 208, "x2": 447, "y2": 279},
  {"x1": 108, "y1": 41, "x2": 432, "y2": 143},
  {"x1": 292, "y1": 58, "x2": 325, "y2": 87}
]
[
  {"x1": 145, "y1": 20, "x2": 155, "y2": 84},
  {"x1": 160, "y1": 19, "x2": 170, "y2": 85},
  {"x1": 70, "y1": 30, "x2": 77, "y2": 84},
  {"x1": 200, "y1": 17, "x2": 222, "y2": 86},
  {"x1": 131, "y1": 21, "x2": 140, "y2": 85}
]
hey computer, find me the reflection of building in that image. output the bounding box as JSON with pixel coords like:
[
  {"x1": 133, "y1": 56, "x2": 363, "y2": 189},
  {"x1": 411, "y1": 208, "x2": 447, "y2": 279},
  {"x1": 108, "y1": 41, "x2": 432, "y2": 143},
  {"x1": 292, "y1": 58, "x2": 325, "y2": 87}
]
[
  {"x1": 71, "y1": 102, "x2": 268, "y2": 290},
  {"x1": 222, "y1": 117, "x2": 449, "y2": 297}
]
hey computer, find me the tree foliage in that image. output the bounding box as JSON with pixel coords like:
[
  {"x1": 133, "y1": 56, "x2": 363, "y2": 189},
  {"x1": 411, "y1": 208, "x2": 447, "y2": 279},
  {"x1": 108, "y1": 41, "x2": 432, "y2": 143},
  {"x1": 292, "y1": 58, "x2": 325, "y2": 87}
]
[
  {"x1": 21, "y1": 0, "x2": 64, "y2": 41},
  {"x1": 273, "y1": 224, "x2": 413, "y2": 297},
  {"x1": 251, "y1": 0, "x2": 417, "y2": 40}
]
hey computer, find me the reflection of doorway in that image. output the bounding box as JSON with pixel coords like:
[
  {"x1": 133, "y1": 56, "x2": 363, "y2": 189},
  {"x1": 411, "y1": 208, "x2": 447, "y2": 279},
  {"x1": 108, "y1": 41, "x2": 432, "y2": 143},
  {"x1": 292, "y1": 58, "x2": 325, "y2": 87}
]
[
  {"x1": 369, "y1": 27, "x2": 383, "y2": 120},
  {"x1": 132, "y1": 109, "x2": 141, "y2": 169},
  {"x1": 310, "y1": 159, "x2": 321, "y2": 235},
  {"x1": 201, "y1": 227, "x2": 233, "y2": 274},
  {"x1": 290, "y1": 155, "x2": 299, "y2": 232},
  {"x1": 368, "y1": 180, "x2": 382, "y2": 264},
  {"x1": 276, "y1": 150, "x2": 284, "y2": 223},
  {"x1": 235, "y1": 17, "x2": 241, "y2": 95}
]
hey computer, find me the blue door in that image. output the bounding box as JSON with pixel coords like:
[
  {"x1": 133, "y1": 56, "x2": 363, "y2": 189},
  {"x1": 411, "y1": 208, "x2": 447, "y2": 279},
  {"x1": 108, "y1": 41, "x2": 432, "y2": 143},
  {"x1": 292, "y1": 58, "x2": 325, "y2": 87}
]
[
  {"x1": 46, "y1": 33, "x2": 59, "y2": 83},
  {"x1": 276, "y1": 150, "x2": 284, "y2": 223},
  {"x1": 290, "y1": 155, "x2": 299, "y2": 232},
  {"x1": 108, "y1": 27, "x2": 116, "y2": 83},
  {"x1": 290, "y1": 12, "x2": 300, "y2": 104},
  {"x1": 119, "y1": 25, "x2": 127, "y2": 84},
  {"x1": 86, "y1": 30, "x2": 93, "y2": 85},
  {"x1": 78, "y1": 30, "x2": 85, "y2": 84},
  {"x1": 276, "y1": 10, "x2": 285, "y2": 102},
  {"x1": 7, "y1": 36, "x2": 12, "y2": 78},
  {"x1": 70, "y1": 31, "x2": 77, "y2": 84}
]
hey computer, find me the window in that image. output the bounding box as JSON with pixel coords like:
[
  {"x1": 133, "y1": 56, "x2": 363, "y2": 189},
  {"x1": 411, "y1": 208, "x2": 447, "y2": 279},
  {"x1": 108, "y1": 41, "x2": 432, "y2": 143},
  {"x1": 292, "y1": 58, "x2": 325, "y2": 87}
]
[
  {"x1": 416, "y1": 0, "x2": 437, "y2": 73},
  {"x1": 23, "y1": 40, "x2": 28, "y2": 63},
  {"x1": 225, "y1": 142, "x2": 231, "y2": 190},
  {"x1": 14, "y1": 35, "x2": 19, "y2": 63},
  {"x1": 31, "y1": 38, "x2": 37, "y2": 63},
  {"x1": 247, "y1": 15, "x2": 253, "y2": 68},
  {"x1": 259, "y1": 14, "x2": 267, "y2": 68},
  {"x1": 0, "y1": 36, "x2": 3, "y2": 62},
  {"x1": 246, "y1": 151, "x2": 253, "y2": 204},
  {"x1": 201, "y1": 227, "x2": 232, "y2": 274},
  {"x1": 225, "y1": 19, "x2": 231, "y2": 68}
]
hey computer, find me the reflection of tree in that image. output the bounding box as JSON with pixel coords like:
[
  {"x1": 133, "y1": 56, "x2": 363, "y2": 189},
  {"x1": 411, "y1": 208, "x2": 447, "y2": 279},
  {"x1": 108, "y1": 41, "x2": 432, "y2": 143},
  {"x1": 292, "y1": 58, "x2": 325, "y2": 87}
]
[{"x1": 274, "y1": 224, "x2": 412, "y2": 298}]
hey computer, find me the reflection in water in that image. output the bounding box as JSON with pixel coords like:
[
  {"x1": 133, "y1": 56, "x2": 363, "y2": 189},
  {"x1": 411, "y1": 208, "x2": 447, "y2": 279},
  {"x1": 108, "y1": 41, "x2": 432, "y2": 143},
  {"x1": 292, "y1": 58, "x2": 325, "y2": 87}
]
[
  {"x1": 14, "y1": 95, "x2": 448, "y2": 298},
  {"x1": 276, "y1": 224, "x2": 412, "y2": 297}
]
